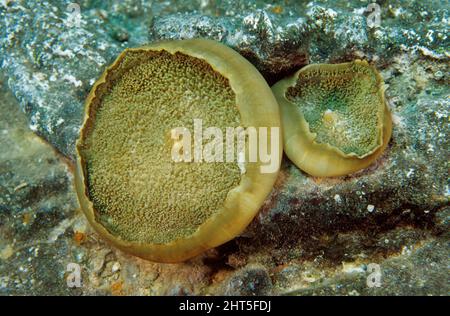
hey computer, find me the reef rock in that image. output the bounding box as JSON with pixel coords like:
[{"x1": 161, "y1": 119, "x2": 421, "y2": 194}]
[{"x1": 0, "y1": 0, "x2": 448, "y2": 295}]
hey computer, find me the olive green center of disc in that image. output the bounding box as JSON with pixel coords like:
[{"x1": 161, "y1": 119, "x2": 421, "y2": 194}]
[{"x1": 82, "y1": 50, "x2": 241, "y2": 244}]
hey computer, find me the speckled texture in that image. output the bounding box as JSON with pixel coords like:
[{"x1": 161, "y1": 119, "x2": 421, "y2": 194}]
[
  {"x1": 81, "y1": 50, "x2": 241, "y2": 244},
  {"x1": 285, "y1": 62, "x2": 384, "y2": 156},
  {"x1": 0, "y1": 0, "x2": 449, "y2": 296}
]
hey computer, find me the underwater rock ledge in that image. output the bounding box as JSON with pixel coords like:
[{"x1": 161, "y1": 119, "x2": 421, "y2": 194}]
[
  {"x1": 1, "y1": 0, "x2": 448, "y2": 158},
  {"x1": 0, "y1": 0, "x2": 449, "y2": 295}
]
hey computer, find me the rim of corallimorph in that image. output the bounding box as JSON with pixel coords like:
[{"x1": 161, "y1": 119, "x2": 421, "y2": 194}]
[
  {"x1": 75, "y1": 39, "x2": 281, "y2": 263},
  {"x1": 272, "y1": 60, "x2": 392, "y2": 177}
]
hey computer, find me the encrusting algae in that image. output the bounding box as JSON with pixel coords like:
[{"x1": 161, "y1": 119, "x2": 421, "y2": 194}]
[
  {"x1": 75, "y1": 39, "x2": 281, "y2": 263},
  {"x1": 272, "y1": 60, "x2": 392, "y2": 177}
]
